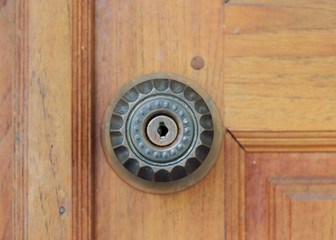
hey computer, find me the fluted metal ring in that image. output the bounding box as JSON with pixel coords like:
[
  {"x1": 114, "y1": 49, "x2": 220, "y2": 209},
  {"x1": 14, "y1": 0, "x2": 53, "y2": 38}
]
[{"x1": 102, "y1": 73, "x2": 222, "y2": 193}]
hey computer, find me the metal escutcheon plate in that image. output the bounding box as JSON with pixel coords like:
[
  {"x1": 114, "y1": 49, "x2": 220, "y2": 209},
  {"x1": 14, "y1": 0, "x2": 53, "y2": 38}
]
[{"x1": 102, "y1": 73, "x2": 222, "y2": 193}]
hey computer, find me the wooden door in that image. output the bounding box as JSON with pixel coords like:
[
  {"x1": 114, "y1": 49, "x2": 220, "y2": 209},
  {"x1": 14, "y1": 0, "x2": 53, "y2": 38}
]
[{"x1": 3, "y1": 0, "x2": 336, "y2": 239}]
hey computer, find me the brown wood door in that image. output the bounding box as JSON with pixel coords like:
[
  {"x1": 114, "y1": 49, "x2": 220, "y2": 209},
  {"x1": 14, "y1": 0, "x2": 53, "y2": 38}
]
[{"x1": 2, "y1": 0, "x2": 336, "y2": 239}]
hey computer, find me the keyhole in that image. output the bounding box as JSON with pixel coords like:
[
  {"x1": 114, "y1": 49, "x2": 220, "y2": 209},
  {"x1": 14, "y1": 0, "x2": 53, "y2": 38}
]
[
  {"x1": 157, "y1": 122, "x2": 169, "y2": 139},
  {"x1": 146, "y1": 115, "x2": 178, "y2": 146}
]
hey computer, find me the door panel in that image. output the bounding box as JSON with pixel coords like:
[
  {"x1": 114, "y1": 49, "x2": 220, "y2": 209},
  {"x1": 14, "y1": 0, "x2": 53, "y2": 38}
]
[
  {"x1": 7, "y1": 0, "x2": 336, "y2": 239},
  {"x1": 224, "y1": 1, "x2": 336, "y2": 131},
  {"x1": 93, "y1": 0, "x2": 336, "y2": 239},
  {"x1": 246, "y1": 153, "x2": 336, "y2": 240},
  {"x1": 225, "y1": 133, "x2": 336, "y2": 240},
  {"x1": 94, "y1": 0, "x2": 225, "y2": 239}
]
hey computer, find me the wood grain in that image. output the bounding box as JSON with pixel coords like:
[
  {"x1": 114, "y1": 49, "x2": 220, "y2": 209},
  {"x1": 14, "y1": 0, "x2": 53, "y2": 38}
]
[
  {"x1": 8, "y1": 0, "x2": 336, "y2": 238},
  {"x1": 71, "y1": 0, "x2": 93, "y2": 239},
  {"x1": 224, "y1": 2, "x2": 336, "y2": 131},
  {"x1": 225, "y1": 132, "x2": 245, "y2": 240},
  {"x1": 94, "y1": 0, "x2": 225, "y2": 119},
  {"x1": 232, "y1": 131, "x2": 336, "y2": 152},
  {"x1": 0, "y1": 0, "x2": 13, "y2": 239},
  {"x1": 245, "y1": 152, "x2": 336, "y2": 240},
  {"x1": 94, "y1": 146, "x2": 225, "y2": 240},
  {"x1": 268, "y1": 177, "x2": 336, "y2": 240},
  {"x1": 14, "y1": 0, "x2": 72, "y2": 239},
  {"x1": 94, "y1": 0, "x2": 225, "y2": 239},
  {"x1": 229, "y1": 0, "x2": 335, "y2": 5},
  {"x1": 13, "y1": 0, "x2": 28, "y2": 239}
]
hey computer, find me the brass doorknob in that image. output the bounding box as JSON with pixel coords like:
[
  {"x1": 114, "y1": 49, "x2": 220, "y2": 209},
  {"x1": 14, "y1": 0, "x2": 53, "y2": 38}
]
[{"x1": 102, "y1": 73, "x2": 222, "y2": 193}]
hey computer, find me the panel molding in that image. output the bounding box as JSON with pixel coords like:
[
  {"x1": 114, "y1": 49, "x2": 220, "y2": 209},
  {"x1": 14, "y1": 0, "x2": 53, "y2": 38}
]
[
  {"x1": 225, "y1": 132, "x2": 336, "y2": 240},
  {"x1": 268, "y1": 177, "x2": 336, "y2": 239},
  {"x1": 71, "y1": 0, "x2": 94, "y2": 239},
  {"x1": 13, "y1": 1, "x2": 29, "y2": 238},
  {"x1": 231, "y1": 131, "x2": 336, "y2": 152},
  {"x1": 13, "y1": 0, "x2": 93, "y2": 239},
  {"x1": 225, "y1": 132, "x2": 246, "y2": 240}
]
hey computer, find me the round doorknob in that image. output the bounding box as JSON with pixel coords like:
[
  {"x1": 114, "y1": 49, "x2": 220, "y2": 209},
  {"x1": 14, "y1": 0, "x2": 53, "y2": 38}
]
[{"x1": 102, "y1": 73, "x2": 222, "y2": 193}]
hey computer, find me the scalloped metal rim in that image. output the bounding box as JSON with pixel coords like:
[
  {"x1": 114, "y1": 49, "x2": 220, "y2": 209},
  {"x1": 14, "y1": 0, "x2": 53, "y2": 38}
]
[{"x1": 101, "y1": 72, "x2": 222, "y2": 194}]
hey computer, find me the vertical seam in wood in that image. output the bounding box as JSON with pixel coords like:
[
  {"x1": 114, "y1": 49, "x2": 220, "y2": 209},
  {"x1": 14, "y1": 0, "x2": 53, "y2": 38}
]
[{"x1": 13, "y1": 0, "x2": 29, "y2": 239}]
